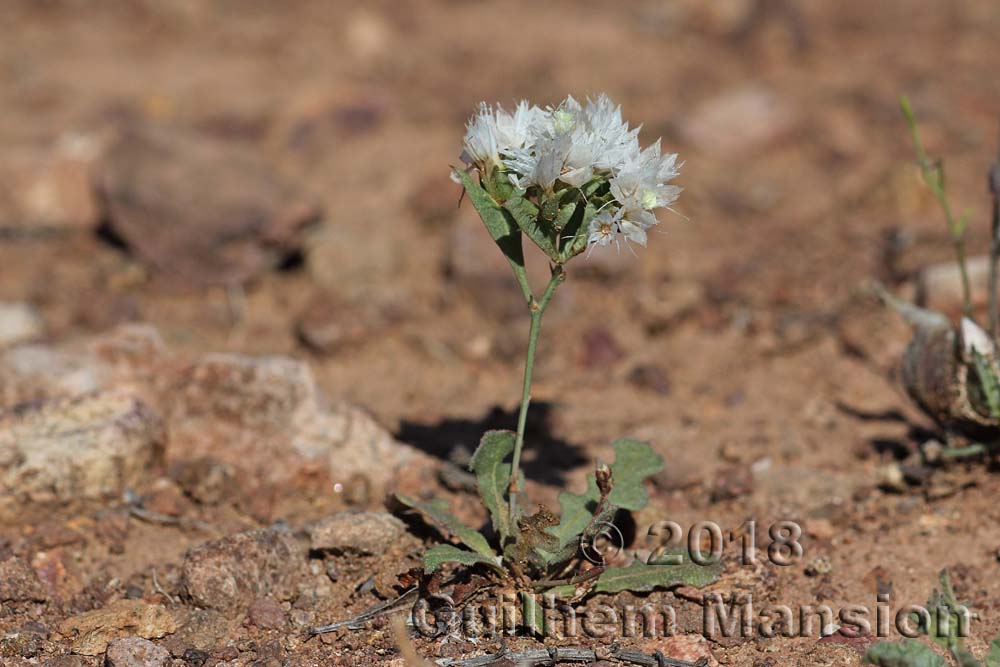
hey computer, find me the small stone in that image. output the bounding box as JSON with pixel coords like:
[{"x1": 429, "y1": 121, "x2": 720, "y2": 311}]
[
  {"x1": 917, "y1": 255, "x2": 990, "y2": 315},
  {"x1": 0, "y1": 629, "x2": 45, "y2": 658},
  {"x1": 295, "y1": 295, "x2": 374, "y2": 355},
  {"x1": 141, "y1": 478, "x2": 190, "y2": 517},
  {"x1": 160, "y1": 609, "x2": 234, "y2": 658},
  {"x1": 877, "y1": 463, "x2": 907, "y2": 493},
  {"x1": 639, "y1": 634, "x2": 717, "y2": 666},
  {"x1": 0, "y1": 391, "x2": 165, "y2": 518},
  {"x1": 580, "y1": 326, "x2": 624, "y2": 369},
  {"x1": 627, "y1": 364, "x2": 672, "y2": 395},
  {"x1": 0, "y1": 303, "x2": 44, "y2": 349},
  {"x1": 805, "y1": 518, "x2": 835, "y2": 541},
  {"x1": 245, "y1": 598, "x2": 286, "y2": 630},
  {"x1": 169, "y1": 458, "x2": 237, "y2": 506},
  {"x1": 181, "y1": 528, "x2": 302, "y2": 613},
  {"x1": 58, "y1": 600, "x2": 178, "y2": 656},
  {"x1": 805, "y1": 555, "x2": 833, "y2": 577},
  {"x1": 105, "y1": 637, "x2": 171, "y2": 667},
  {"x1": 98, "y1": 124, "x2": 321, "y2": 286},
  {"x1": 308, "y1": 512, "x2": 407, "y2": 556},
  {"x1": 711, "y1": 465, "x2": 753, "y2": 502},
  {"x1": 0, "y1": 557, "x2": 48, "y2": 602}
]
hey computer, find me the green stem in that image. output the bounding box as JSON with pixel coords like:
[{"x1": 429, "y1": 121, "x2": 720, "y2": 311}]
[{"x1": 508, "y1": 267, "x2": 565, "y2": 524}]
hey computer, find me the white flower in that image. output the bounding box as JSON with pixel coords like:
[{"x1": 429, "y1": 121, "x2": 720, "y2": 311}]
[
  {"x1": 461, "y1": 102, "x2": 500, "y2": 170},
  {"x1": 461, "y1": 100, "x2": 545, "y2": 172},
  {"x1": 458, "y1": 94, "x2": 684, "y2": 253}
]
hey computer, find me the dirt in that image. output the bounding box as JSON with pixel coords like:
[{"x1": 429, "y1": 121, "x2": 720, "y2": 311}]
[{"x1": 1, "y1": 1, "x2": 999, "y2": 666}]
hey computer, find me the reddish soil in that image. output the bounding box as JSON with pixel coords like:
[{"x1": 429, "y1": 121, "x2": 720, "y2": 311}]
[{"x1": 1, "y1": 1, "x2": 999, "y2": 666}]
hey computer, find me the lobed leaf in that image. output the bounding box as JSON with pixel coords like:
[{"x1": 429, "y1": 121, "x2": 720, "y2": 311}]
[
  {"x1": 397, "y1": 494, "x2": 495, "y2": 559},
  {"x1": 544, "y1": 439, "x2": 664, "y2": 558},
  {"x1": 469, "y1": 430, "x2": 516, "y2": 541},
  {"x1": 606, "y1": 439, "x2": 664, "y2": 510},
  {"x1": 423, "y1": 544, "x2": 501, "y2": 574},
  {"x1": 594, "y1": 560, "x2": 723, "y2": 594},
  {"x1": 864, "y1": 640, "x2": 946, "y2": 667}
]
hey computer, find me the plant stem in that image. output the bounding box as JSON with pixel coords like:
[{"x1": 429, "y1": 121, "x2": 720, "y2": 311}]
[
  {"x1": 508, "y1": 267, "x2": 565, "y2": 524},
  {"x1": 989, "y1": 129, "x2": 1000, "y2": 338}
]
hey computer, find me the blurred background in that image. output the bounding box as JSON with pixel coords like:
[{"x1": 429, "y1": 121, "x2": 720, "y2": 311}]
[
  {"x1": 1, "y1": 1, "x2": 1000, "y2": 661},
  {"x1": 2, "y1": 0, "x2": 1000, "y2": 451}
]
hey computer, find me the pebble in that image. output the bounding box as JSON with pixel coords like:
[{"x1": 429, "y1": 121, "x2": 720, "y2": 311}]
[
  {"x1": 98, "y1": 124, "x2": 320, "y2": 286},
  {"x1": 105, "y1": 637, "x2": 171, "y2": 667},
  {"x1": 245, "y1": 598, "x2": 287, "y2": 630},
  {"x1": 58, "y1": 600, "x2": 178, "y2": 656},
  {"x1": 308, "y1": 512, "x2": 407, "y2": 556},
  {"x1": 917, "y1": 255, "x2": 990, "y2": 314},
  {"x1": 0, "y1": 390, "x2": 164, "y2": 518},
  {"x1": 0, "y1": 557, "x2": 48, "y2": 602},
  {"x1": 181, "y1": 528, "x2": 302, "y2": 613},
  {"x1": 0, "y1": 303, "x2": 44, "y2": 349}
]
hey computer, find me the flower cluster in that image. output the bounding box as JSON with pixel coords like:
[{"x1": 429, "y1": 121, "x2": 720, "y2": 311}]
[{"x1": 458, "y1": 95, "x2": 682, "y2": 251}]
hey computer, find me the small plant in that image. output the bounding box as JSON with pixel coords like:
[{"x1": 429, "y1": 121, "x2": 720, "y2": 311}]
[
  {"x1": 866, "y1": 570, "x2": 999, "y2": 667},
  {"x1": 398, "y1": 95, "x2": 719, "y2": 613},
  {"x1": 878, "y1": 98, "x2": 1000, "y2": 456}
]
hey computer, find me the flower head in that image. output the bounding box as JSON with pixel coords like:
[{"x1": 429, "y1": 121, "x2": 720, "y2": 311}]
[{"x1": 457, "y1": 94, "x2": 683, "y2": 256}]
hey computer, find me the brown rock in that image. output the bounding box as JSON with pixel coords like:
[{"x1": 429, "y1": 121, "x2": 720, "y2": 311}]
[
  {"x1": 0, "y1": 557, "x2": 48, "y2": 602},
  {"x1": 160, "y1": 609, "x2": 235, "y2": 658},
  {"x1": 245, "y1": 598, "x2": 286, "y2": 630},
  {"x1": 168, "y1": 353, "x2": 424, "y2": 493},
  {"x1": 105, "y1": 637, "x2": 171, "y2": 667},
  {"x1": 308, "y1": 512, "x2": 407, "y2": 556},
  {"x1": 58, "y1": 600, "x2": 178, "y2": 656},
  {"x1": 711, "y1": 465, "x2": 753, "y2": 502},
  {"x1": 181, "y1": 529, "x2": 302, "y2": 613},
  {"x1": 0, "y1": 391, "x2": 164, "y2": 518},
  {"x1": 917, "y1": 255, "x2": 991, "y2": 315},
  {"x1": 580, "y1": 326, "x2": 624, "y2": 369},
  {"x1": 639, "y1": 634, "x2": 717, "y2": 666},
  {"x1": 627, "y1": 364, "x2": 672, "y2": 395},
  {"x1": 98, "y1": 124, "x2": 321, "y2": 286}
]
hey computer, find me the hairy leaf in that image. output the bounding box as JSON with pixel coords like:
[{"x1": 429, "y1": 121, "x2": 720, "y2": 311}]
[
  {"x1": 984, "y1": 637, "x2": 1000, "y2": 667},
  {"x1": 469, "y1": 430, "x2": 516, "y2": 541},
  {"x1": 545, "y1": 476, "x2": 610, "y2": 554},
  {"x1": 397, "y1": 494, "x2": 495, "y2": 558},
  {"x1": 544, "y1": 439, "x2": 664, "y2": 557},
  {"x1": 865, "y1": 641, "x2": 946, "y2": 667},
  {"x1": 423, "y1": 544, "x2": 501, "y2": 574},
  {"x1": 606, "y1": 439, "x2": 664, "y2": 510},
  {"x1": 454, "y1": 169, "x2": 530, "y2": 301},
  {"x1": 594, "y1": 560, "x2": 723, "y2": 593}
]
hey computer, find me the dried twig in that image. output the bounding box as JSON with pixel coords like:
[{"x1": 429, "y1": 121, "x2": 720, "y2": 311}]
[
  {"x1": 308, "y1": 586, "x2": 419, "y2": 635},
  {"x1": 433, "y1": 646, "x2": 707, "y2": 667}
]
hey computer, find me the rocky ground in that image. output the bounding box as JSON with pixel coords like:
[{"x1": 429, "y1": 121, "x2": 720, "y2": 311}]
[{"x1": 1, "y1": 1, "x2": 1000, "y2": 666}]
